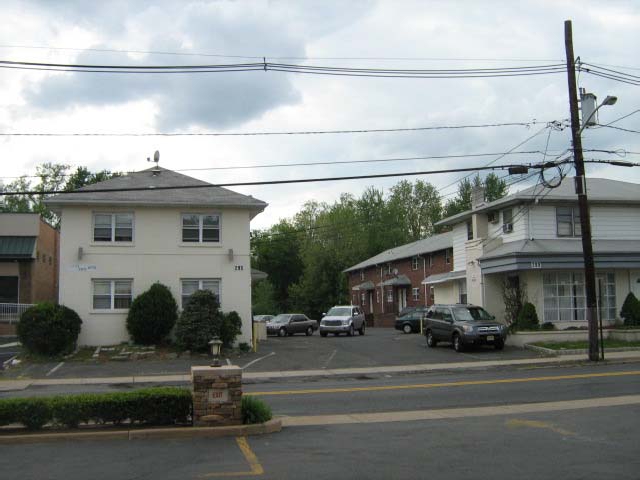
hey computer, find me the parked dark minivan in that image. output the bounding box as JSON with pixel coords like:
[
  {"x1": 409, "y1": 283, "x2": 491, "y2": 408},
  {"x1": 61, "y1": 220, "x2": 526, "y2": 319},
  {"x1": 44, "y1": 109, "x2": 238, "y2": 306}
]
[{"x1": 423, "y1": 304, "x2": 507, "y2": 352}]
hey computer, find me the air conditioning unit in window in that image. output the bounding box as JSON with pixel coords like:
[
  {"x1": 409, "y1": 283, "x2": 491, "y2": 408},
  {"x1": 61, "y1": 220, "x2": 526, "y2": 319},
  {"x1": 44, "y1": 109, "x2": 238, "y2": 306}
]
[
  {"x1": 503, "y1": 223, "x2": 513, "y2": 233},
  {"x1": 487, "y1": 212, "x2": 498, "y2": 224}
]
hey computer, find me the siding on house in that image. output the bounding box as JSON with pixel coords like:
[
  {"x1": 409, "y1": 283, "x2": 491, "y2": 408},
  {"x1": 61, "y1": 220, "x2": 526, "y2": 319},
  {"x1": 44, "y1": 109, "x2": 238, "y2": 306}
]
[
  {"x1": 486, "y1": 205, "x2": 528, "y2": 242},
  {"x1": 57, "y1": 206, "x2": 253, "y2": 346},
  {"x1": 452, "y1": 223, "x2": 467, "y2": 272}
]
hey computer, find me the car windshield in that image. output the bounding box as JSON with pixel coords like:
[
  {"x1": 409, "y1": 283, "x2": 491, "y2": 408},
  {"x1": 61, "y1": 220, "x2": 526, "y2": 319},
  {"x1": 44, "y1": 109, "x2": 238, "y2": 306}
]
[
  {"x1": 326, "y1": 307, "x2": 351, "y2": 316},
  {"x1": 270, "y1": 314, "x2": 291, "y2": 323},
  {"x1": 452, "y1": 307, "x2": 493, "y2": 322}
]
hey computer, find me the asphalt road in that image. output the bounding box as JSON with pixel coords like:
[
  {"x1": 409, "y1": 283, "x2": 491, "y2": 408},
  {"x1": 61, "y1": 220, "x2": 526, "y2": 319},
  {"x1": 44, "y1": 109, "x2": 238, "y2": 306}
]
[
  {"x1": 1, "y1": 363, "x2": 639, "y2": 479},
  {"x1": 0, "y1": 328, "x2": 540, "y2": 380}
]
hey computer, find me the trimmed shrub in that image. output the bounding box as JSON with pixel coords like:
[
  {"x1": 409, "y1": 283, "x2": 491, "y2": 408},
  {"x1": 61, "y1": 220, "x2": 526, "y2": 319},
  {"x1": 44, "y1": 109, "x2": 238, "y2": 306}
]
[
  {"x1": 220, "y1": 311, "x2": 242, "y2": 348},
  {"x1": 620, "y1": 292, "x2": 640, "y2": 326},
  {"x1": 241, "y1": 395, "x2": 272, "y2": 425},
  {"x1": 17, "y1": 302, "x2": 82, "y2": 356},
  {"x1": 0, "y1": 387, "x2": 192, "y2": 431},
  {"x1": 513, "y1": 302, "x2": 539, "y2": 331},
  {"x1": 17, "y1": 398, "x2": 52, "y2": 430},
  {"x1": 541, "y1": 322, "x2": 556, "y2": 331},
  {"x1": 126, "y1": 282, "x2": 178, "y2": 345},
  {"x1": 238, "y1": 342, "x2": 251, "y2": 353},
  {"x1": 175, "y1": 290, "x2": 222, "y2": 352}
]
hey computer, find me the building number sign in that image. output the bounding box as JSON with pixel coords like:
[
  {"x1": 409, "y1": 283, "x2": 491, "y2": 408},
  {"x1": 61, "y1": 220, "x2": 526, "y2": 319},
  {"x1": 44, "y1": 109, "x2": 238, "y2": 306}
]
[{"x1": 234, "y1": 265, "x2": 244, "y2": 271}]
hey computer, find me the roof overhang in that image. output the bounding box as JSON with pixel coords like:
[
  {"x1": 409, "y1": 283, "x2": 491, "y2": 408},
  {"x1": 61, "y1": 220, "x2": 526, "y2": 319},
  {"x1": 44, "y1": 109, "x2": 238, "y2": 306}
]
[
  {"x1": 0, "y1": 236, "x2": 36, "y2": 260},
  {"x1": 422, "y1": 270, "x2": 466, "y2": 285},
  {"x1": 251, "y1": 268, "x2": 268, "y2": 282},
  {"x1": 352, "y1": 280, "x2": 375, "y2": 291},
  {"x1": 480, "y1": 251, "x2": 640, "y2": 274},
  {"x1": 377, "y1": 275, "x2": 412, "y2": 287}
]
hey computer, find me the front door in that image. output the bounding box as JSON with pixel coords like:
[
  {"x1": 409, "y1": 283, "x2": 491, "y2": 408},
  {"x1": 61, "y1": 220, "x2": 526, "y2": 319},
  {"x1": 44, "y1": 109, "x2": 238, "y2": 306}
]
[{"x1": 398, "y1": 288, "x2": 407, "y2": 313}]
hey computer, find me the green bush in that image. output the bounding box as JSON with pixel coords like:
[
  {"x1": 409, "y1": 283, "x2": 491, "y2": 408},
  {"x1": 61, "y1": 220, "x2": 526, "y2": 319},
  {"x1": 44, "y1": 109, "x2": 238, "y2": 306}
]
[
  {"x1": 620, "y1": 292, "x2": 640, "y2": 326},
  {"x1": 175, "y1": 290, "x2": 222, "y2": 352},
  {"x1": 241, "y1": 395, "x2": 272, "y2": 425},
  {"x1": 17, "y1": 302, "x2": 82, "y2": 356},
  {"x1": 238, "y1": 342, "x2": 251, "y2": 353},
  {"x1": 220, "y1": 311, "x2": 242, "y2": 348},
  {"x1": 126, "y1": 282, "x2": 178, "y2": 345},
  {"x1": 541, "y1": 322, "x2": 556, "y2": 331},
  {"x1": 513, "y1": 302, "x2": 539, "y2": 331},
  {"x1": 0, "y1": 387, "x2": 192, "y2": 431}
]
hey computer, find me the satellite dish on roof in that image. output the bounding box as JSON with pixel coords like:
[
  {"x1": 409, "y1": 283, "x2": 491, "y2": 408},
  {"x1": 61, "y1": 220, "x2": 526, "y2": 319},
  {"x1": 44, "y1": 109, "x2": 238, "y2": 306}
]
[
  {"x1": 148, "y1": 150, "x2": 161, "y2": 175},
  {"x1": 154, "y1": 150, "x2": 160, "y2": 163}
]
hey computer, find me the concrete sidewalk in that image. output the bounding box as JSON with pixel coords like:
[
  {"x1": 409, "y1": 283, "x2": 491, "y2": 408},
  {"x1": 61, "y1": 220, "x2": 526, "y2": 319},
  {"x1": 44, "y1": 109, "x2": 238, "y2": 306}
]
[{"x1": 1, "y1": 350, "x2": 639, "y2": 392}]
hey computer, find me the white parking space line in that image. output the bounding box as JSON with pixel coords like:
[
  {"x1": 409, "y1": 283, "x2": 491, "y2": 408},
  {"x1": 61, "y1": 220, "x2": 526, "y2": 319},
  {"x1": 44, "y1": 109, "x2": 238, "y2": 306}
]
[
  {"x1": 323, "y1": 350, "x2": 337, "y2": 369},
  {"x1": 45, "y1": 361, "x2": 65, "y2": 377},
  {"x1": 242, "y1": 351, "x2": 275, "y2": 370}
]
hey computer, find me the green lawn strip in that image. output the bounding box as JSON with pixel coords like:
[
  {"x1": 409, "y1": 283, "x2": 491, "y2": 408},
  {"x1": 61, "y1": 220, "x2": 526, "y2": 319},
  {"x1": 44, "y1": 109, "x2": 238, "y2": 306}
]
[{"x1": 532, "y1": 339, "x2": 640, "y2": 350}]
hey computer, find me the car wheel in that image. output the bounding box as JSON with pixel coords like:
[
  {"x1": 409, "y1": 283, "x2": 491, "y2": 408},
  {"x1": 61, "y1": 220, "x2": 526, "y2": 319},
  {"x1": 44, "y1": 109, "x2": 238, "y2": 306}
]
[
  {"x1": 494, "y1": 339, "x2": 505, "y2": 350},
  {"x1": 320, "y1": 331, "x2": 328, "y2": 337},
  {"x1": 278, "y1": 328, "x2": 287, "y2": 337},
  {"x1": 347, "y1": 325, "x2": 355, "y2": 337},
  {"x1": 358, "y1": 322, "x2": 366, "y2": 335},
  {"x1": 402, "y1": 323, "x2": 412, "y2": 334},
  {"x1": 452, "y1": 333, "x2": 464, "y2": 352},
  {"x1": 306, "y1": 326, "x2": 313, "y2": 336},
  {"x1": 333, "y1": 332, "x2": 339, "y2": 336},
  {"x1": 426, "y1": 330, "x2": 437, "y2": 348}
]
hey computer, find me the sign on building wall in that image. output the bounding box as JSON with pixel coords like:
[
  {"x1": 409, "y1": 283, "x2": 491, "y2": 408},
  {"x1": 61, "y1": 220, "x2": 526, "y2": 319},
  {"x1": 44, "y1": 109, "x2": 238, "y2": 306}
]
[{"x1": 66, "y1": 264, "x2": 97, "y2": 272}]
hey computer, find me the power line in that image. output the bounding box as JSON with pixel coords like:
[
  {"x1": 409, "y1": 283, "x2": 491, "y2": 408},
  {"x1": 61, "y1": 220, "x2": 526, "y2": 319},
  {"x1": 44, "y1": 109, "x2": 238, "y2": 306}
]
[
  {"x1": 596, "y1": 124, "x2": 640, "y2": 135},
  {"x1": 0, "y1": 149, "x2": 565, "y2": 180},
  {"x1": 0, "y1": 120, "x2": 544, "y2": 137},
  {"x1": 0, "y1": 58, "x2": 568, "y2": 78},
  {"x1": 0, "y1": 44, "x2": 565, "y2": 63},
  {"x1": 0, "y1": 161, "x2": 571, "y2": 197}
]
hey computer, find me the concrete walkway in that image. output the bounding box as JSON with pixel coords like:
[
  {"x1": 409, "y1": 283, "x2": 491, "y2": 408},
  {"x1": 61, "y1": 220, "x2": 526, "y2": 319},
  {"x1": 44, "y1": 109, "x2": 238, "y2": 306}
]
[{"x1": 1, "y1": 350, "x2": 639, "y2": 392}]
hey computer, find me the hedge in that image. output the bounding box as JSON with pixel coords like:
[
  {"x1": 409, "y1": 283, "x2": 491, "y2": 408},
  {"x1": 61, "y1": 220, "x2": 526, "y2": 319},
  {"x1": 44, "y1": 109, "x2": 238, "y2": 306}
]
[
  {"x1": 241, "y1": 395, "x2": 272, "y2": 425},
  {"x1": 0, "y1": 387, "x2": 192, "y2": 431},
  {"x1": 17, "y1": 302, "x2": 82, "y2": 356}
]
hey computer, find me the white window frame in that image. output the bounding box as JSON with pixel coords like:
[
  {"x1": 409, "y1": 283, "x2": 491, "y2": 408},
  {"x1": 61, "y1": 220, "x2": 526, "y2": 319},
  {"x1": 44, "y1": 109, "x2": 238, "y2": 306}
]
[
  {"x1": 429, "y1": 255, "x2": 434, "y2": 268},
  {"x1": 361, "y1": 292, "x2": 366, "y2": 305},
  {"x1": 92, "y1": 279, "x2": 133, "y2": 311},
  {"x1": 376, "y1": 289, "x2": 380, "y2": 304},
  {"x1": 181, "y1": 213, "x2": 221, "y2": 244},
  {"x1": 445, "y1": 249, "x2": 451, "y2": 264},
  {"x1": 386, "y1": 289, "x2": 393, "y2": 303},
  {"x1": 92, "y1": 212, "x2": 134, "y2": 243},
  {"x1": 411, "y1": 257, "x2": 419, "y2": 271},
  {"x1": 360, "y1": 270, "x2": 365, "y2": 281},
  {"x1": 412, "y1": 287, "x2": 420, "y2": 301},
  {"x1": 386, "y1": 263, "x2": 392, "y2": 275},
  {"x1": 180, "y1": 278, "x2": 221, "y2": 308}
]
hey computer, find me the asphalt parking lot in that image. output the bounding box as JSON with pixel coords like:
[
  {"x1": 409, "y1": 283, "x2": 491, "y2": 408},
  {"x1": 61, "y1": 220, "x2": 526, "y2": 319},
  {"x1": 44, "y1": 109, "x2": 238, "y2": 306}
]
[
  {"x1": 0, "y1": 328, "x2": 542, "y2": 380},
  {"x1": 242, "y1": 327, "x2": 540, "y2": 373}
]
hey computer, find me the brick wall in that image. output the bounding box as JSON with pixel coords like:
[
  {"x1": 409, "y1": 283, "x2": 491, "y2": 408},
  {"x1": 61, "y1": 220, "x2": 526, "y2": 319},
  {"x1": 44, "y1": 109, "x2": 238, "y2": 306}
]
[
  {"x1": 347, "y1": 248, "x2": 453, "y2": 327},
  {"x1": 30, "y1": 220, "x2": 59, "y2": 303}
]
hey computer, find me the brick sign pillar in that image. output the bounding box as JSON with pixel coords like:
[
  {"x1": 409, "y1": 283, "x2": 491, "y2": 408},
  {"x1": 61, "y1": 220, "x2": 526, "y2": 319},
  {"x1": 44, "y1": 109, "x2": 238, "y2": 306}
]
[{"x1": 191, "y1": 365, "x2": 242, "y2": 426}]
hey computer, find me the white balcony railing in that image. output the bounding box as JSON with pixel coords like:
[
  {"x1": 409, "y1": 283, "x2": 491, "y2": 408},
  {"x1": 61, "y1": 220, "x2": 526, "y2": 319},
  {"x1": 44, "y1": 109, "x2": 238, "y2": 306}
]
[{"x1": 0, "y1": 303, "x2": 34, "y2": 324}]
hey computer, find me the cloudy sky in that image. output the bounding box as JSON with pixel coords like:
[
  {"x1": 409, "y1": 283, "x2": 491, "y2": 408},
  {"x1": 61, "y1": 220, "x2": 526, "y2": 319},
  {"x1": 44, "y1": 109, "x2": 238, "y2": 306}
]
[{"x1": 1, "y1": 0, "x2": 638, "y2": 229}]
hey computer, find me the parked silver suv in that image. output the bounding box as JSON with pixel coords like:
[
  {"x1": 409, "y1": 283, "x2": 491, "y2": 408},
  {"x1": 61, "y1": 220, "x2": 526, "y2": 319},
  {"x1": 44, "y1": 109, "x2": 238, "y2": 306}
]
[
  {"x1": 423, "y1": 304, "x2": 507, "y2": 352},
  {"x1": 320, "y1": 305, "x2": 366, "y2": 337}
]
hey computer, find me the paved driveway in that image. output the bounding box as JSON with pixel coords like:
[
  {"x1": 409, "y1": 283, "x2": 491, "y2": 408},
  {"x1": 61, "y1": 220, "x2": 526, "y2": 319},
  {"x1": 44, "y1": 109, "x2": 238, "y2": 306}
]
[
  {"x1": 240, "y1": 327, "x2": 540, "y2": 373},
  {"x1": 0, "y1": 328, "x2": 542, "y2": 380}
]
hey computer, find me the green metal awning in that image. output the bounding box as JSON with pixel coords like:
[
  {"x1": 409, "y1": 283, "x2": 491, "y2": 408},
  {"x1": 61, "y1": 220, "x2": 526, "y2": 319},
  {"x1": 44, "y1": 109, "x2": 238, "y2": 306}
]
[
  {"x1": 0, "y1": 236, "x2": 36, "y2": 259},
  {"x1": 352, "y1": 280, "x2": 375, "y2": 291}
]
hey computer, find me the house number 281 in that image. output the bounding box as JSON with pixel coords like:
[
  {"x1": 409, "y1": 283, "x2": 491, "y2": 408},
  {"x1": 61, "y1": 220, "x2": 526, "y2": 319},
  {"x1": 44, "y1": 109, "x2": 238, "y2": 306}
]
[{"x1": 234, "y1": 265, "x2": 244, "y2": 271}]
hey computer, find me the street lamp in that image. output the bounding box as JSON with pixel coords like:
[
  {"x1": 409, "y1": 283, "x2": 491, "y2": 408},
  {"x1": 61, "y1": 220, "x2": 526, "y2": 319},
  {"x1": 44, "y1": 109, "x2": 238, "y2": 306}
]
[
  {"x1": 578, "y1": 95, "x2": 617, "y2": 135},
  {"x1": 209, "y1": 338, "x2": 222, "y2": 367}
]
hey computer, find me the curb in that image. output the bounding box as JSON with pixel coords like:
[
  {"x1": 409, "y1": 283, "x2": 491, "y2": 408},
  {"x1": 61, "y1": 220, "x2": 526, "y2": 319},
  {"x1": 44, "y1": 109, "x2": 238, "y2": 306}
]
[
  {"x1": 0, "y1": 419, "x2": 282, "y2": 444},
  {"x1": 524, "y1": 344, "x2": 640, "y2": 357}
]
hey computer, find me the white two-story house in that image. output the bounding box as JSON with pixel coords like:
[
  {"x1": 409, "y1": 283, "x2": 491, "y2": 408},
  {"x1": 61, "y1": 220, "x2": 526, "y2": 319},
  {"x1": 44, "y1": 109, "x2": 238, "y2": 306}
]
[
  {"x1": 430, "y1": 177, "x2": 640, "y2": 328},
  {"x1": 45, "y1": 166, "x2": 267, "y2": 346}
]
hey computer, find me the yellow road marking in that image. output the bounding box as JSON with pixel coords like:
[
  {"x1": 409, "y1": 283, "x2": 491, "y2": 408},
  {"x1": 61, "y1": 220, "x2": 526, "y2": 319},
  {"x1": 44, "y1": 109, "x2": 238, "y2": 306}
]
[
  {"x1": 506, "y1": 418, "x2": 576, "y2": 436},
  {"x1": 249, "y1": 370, "x2": 640, "y2": 396},
  {"x1": 200, "y1": 436, "x2": 264, "y2": 478}
]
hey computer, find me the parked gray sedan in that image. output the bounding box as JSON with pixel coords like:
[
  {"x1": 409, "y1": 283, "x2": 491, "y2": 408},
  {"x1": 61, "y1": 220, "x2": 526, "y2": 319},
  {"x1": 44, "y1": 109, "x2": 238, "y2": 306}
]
[
  {"x1": 266, "y1": 314, "x2": 318, "y2": 337},
  {"x1": 423, "y1": 304, "x2": 507, "y2": 352},
  {"x1": 319, "y1": 305, "x2": 366, "y2": 337}
]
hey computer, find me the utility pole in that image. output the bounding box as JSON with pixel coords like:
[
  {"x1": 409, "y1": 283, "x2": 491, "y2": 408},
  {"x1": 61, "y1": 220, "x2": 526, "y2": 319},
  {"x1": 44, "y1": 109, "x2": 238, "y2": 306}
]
[{"x1": 564, "y1": 20, "x2": 599, "y2": 361}]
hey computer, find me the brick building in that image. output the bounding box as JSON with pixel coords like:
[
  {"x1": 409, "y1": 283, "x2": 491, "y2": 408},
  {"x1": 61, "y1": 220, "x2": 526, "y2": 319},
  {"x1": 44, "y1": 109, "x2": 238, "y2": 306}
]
[
  {"x1": 0, "y1": 213, "x2": 59, "y2": 304},
  {"x1": 344, "y1": 232, "x2": 453, "y2": 327}
]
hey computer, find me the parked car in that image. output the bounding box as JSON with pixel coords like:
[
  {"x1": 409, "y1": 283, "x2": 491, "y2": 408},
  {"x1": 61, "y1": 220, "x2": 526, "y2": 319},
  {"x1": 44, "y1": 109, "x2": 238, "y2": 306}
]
[
  {"x1": 319, "y1": 306, "x2": 366, "y2": 337},
  {"x1": 266, "y1": 314, "x2": 318, "y2": 337},
  {"x1": 253, "y1": 315, "x2": 274, "y2": 323},
  {"x1": 395, "y1": 310, "x2": 425, "y2": 334},
  {"x1": 423, "y1": 304, "x2": 507, "y2": 352},
  {"x1": 397, "y1": 306, "x2": 428, "y2": 318}
]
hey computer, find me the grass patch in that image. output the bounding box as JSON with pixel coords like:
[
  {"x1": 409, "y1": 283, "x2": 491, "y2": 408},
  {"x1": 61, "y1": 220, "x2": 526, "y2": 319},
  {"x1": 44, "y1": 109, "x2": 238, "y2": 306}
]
[{"x1": 532, "y1": 339, "x2": 640, "y2": 350}]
